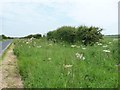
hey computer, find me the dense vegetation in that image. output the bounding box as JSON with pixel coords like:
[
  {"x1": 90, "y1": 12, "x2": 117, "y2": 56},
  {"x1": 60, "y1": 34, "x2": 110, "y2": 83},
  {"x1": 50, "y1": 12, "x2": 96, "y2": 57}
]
[
  {"x1": 13, "y1": 37, "x2": 118, "y2": 88},
  {"x1": 20, "y1": 34, "x2": 42, "y2": 39},
  {"x1": 0, "y1": 34, "x2": 42, "y2": 40},
  {"x1": 0, "y1": 35, "x2": 14, "y2": 39},
  {"x1": 47, "y1": 26, "x2": 103, "y2": 45}
]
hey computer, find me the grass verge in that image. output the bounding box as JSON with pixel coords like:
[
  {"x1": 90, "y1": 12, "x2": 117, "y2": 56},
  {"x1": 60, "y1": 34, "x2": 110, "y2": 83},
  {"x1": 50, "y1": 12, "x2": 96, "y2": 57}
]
[{"x1": 13, "y1": 38, "x2": 118, "y2": 88}]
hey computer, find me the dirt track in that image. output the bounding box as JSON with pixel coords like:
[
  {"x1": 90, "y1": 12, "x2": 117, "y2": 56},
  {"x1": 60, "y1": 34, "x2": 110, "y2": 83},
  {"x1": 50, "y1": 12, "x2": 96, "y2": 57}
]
[{"x1": 0, "y1": 44, "x2": 23, "y2": 89}]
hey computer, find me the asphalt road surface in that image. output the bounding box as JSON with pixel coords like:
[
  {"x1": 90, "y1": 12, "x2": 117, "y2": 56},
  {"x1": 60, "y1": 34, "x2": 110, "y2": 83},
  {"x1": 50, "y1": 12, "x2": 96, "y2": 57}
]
[{"x1": 0, "y1": 40, "x2": 13, "y2": 56}]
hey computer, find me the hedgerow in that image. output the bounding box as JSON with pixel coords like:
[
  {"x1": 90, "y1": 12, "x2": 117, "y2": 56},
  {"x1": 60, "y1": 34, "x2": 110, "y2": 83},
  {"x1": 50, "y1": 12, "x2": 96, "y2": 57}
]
[{"x1": 47, "y1": 25, "x2": 103, "y2": 45}]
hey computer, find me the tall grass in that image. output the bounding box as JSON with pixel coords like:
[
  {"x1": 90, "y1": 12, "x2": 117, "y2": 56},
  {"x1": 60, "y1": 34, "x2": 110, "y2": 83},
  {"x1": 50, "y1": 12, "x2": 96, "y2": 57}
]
[{"x1": 13, "y1": 38, "x2": 118, "y2": 88}]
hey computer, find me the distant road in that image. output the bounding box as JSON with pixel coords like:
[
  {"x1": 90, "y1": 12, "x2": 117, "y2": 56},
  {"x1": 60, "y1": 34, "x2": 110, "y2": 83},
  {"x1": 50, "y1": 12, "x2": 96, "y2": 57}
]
[{"x1": 0, "y1": 40, "x2": 13, "y2": 56}]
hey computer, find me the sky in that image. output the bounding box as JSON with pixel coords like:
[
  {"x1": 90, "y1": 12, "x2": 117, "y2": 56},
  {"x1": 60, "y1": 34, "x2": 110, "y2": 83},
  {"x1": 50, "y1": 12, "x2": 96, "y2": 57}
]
[{"x1": 0, "y1": 0, "x2": 119, "y2": 37}]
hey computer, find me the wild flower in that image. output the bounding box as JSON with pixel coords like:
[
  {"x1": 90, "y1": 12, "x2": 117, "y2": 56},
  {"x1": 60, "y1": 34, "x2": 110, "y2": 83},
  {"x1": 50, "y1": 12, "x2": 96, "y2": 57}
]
[
  {"x1": 37, "y1": 46, "x2": 41, "y2": 48},
  {"x1": 103, "y1": 50, "x2": 110, "y2": 53},
  {"x1": 108, "y1": 42, "x2": 112, "y2": 44},
  {"x1": 102, "y1": 45, "x2": 108, "y2": 48},
  {"x1": 76, "y1": 46, "x2": 80, "y2": 48},
  {"x1": 113, "y1": 39, "x2": 118, "y2": 41},
  {"x1": 30, "y1": 37, "x2": 34, "y2": 40},
  {"x1": 82, "y1": 40, "x2": 85, "y2": 42},
  {"x1": 75, "y1": 53, "x2": 85, "y2": 60},
  {"x1": 82, "y1": 57, "x2": 85, "y2": 60},
  {"x1": 71, "y1": 45, "x2": 76, "y2": 48},
  {"x1": 63, "y1": 64, "x2": 73, "y2": 68},
  {"x1": 48, "y1": 44, "x2": 52, "y2": 46},
  {"x1": 48, "y1": 58, "x2": 51, "y2": 60},
  {"x1": 26, "y1": 42, "x2": 29, "y2": 44},
  {"x1": 82, "y1": 48, "x2": 86, "y2": 50},
  {"x1": 63, "y1": 45, "x2": 66, "y2": 47},
  {"x1": 97, "y1": 43, "x2": 102, "y2": 46}
]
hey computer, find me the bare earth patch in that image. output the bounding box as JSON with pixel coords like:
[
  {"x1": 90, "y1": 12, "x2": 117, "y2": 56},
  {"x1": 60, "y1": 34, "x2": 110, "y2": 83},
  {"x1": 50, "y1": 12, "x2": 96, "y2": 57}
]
[{"x1": 0, "y1": 44, "x2": 23, "y2": 89}]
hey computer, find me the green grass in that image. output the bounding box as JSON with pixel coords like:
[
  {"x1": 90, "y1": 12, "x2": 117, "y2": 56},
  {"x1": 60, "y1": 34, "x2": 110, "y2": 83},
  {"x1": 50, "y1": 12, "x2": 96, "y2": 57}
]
[{"x1": 13, "y1": 38, "x2": 118, "y2": 88}]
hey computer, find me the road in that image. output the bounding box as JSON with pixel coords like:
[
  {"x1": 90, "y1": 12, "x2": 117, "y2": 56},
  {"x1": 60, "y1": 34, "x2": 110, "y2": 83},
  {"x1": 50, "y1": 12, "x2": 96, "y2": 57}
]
[{"x1": 0, "y1": 40, "x2": 13, "y2": 56}]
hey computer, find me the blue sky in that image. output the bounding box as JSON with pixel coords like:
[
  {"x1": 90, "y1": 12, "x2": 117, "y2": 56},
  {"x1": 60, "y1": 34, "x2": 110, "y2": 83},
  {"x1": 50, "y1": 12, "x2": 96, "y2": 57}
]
[{"x1": 0, "y1": 0, "x2": 119, "y2": 37}]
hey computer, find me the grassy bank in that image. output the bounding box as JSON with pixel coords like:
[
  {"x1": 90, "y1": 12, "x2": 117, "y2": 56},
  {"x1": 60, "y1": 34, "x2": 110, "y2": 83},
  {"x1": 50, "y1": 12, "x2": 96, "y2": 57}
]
[{"x1": 13, "y1": 38, "x2": 118, "y2": 88}]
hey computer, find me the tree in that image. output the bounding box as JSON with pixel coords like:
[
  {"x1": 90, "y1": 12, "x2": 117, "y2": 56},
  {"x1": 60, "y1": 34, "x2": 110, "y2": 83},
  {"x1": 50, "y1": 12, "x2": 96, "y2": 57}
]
[{"x1": 76, "y1": 26, "x2": 103, "y2": 45}]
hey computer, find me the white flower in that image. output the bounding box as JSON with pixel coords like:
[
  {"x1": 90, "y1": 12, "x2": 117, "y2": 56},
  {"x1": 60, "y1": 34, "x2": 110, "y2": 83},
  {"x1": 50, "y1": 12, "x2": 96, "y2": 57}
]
[
  {"x1": 108, "y1": 42, "x2": 112, "y2": 44},
  {"x1": 82, "y1": 48, "x2": 86, "y2": 50},
  {"x1": 48, "y1": 58, "x2": 51, "y2": 60},
  {"x1": 102, "y1": 45, "x2": 108, "y2": 48},
  {"x1": 103, "y1": 50, "x2": 110, "y2": 53},
  {"x1": 26, "y1": 42, "x2": 29, "y2": 44},
  {"x1": 97, "y1": 43, "x2": 102, "y2": 46},
  {"x1": 48, "y1": 44, "x2": 52, "y2": 46},
  {"x1": 63, "y1": 45, "x2": 66, "y2": 47},
  {"x1": 75, "y1": 53, "x2": 85, "y2": 60},
  {"x1": 63, "y1": 64, "x2": 73, "y2": 68},
  {"x1": 76, "y1": 46, "x2": 80, "y2": 48},
  {"x1": 82, "y1": 57, "x2": 85, "y2": 60},
  {"x1": 75, "y1": 53, "x2": 80, "y2": 56},
  {"x1": 37, "y1": 46, "x2": 41, "y2": 48},
  {"x1": 30, "y1": 37, "x2": 34, "y2": 40},
  {"x1": 79, "y1": 54, "x2": 83, "y2": 59},
  {"x1": 71, "y1": 45, "x2": 76, "y2": 48},
  {"x1": 113, "y1": 39, "x2": 118, "y2": 41},
  {"x1": 82, "y1": 40, "x2": 85, "y2": 42}
]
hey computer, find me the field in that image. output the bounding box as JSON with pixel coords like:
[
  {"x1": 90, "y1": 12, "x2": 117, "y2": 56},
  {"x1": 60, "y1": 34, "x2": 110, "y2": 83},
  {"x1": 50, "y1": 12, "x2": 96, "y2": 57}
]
[{"x1": 13, "y1": 37, "x2": 118, "y2": 88}]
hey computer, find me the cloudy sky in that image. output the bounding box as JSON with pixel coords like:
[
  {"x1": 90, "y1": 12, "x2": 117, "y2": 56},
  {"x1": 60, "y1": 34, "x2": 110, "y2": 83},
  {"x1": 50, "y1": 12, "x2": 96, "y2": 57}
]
[{"x1": 0, "y1": 0, "x2": 119, "y2": 37}]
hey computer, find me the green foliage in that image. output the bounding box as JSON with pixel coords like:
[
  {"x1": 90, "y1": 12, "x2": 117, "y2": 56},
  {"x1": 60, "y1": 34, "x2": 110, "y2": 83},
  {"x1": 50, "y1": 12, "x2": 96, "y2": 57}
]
[
  {"x1": 1, "y1": 34, "x2": 14, "y2": 39},
  {"x1": 23, "y1": 34, "x2": 42, "y2": 39},
  {"x1": 47, "y1": 25, "x2": 103, "y2": 45},
  {"x1": 76, "y1": 26, "x2": 103, "y2": 45},
  {"x1": 13, "y1": 38, "x2": 118, "y2": 88},
  {"x1": 47, "y1": 26, "x2": 76, "y2": 43}
]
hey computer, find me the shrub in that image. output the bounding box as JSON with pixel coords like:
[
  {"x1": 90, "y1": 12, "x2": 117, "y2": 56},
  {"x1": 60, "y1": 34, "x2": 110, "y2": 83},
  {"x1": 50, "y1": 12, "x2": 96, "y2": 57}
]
[
  {"x1": 47, "y1": 26, "x2": 76, "y2": 43},
  {"x1": 23, "y1": 34, "x2": 42, "y2": 39},
  {"x1": 76, "y1": 26, "x2": 103, "y2": 45},
  {"x1": 47, "y1": 25, "x2": 103, "y2": 45}
]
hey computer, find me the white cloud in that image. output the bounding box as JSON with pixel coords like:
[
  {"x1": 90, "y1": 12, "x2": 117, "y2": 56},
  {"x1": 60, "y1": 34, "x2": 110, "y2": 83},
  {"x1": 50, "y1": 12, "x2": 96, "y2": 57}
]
[{"x1": 0, "y1": 0, "x2": 119, "y2": 36}]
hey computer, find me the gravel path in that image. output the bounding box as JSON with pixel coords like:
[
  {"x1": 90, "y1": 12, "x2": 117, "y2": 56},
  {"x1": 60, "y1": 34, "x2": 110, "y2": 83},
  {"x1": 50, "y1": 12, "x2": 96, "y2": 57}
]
[{"x1": 0, "y1": 44, "x2": 23, "y2": 89}]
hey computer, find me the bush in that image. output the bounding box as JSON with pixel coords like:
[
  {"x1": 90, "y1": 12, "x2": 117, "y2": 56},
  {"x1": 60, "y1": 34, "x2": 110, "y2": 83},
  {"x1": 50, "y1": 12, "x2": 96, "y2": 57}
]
[
  {"x1": 76, "y1": 26, "x2": 103, "y2": 45},
  {"x1": 47, "y1": 25, "x2": 103, "y2": 45},
  {"x1": 23, "y1": 34, "x2": 42, "y2": 39},
  {"x1": 47, "y1": 26, "x2": 76, "y2": 43}
]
